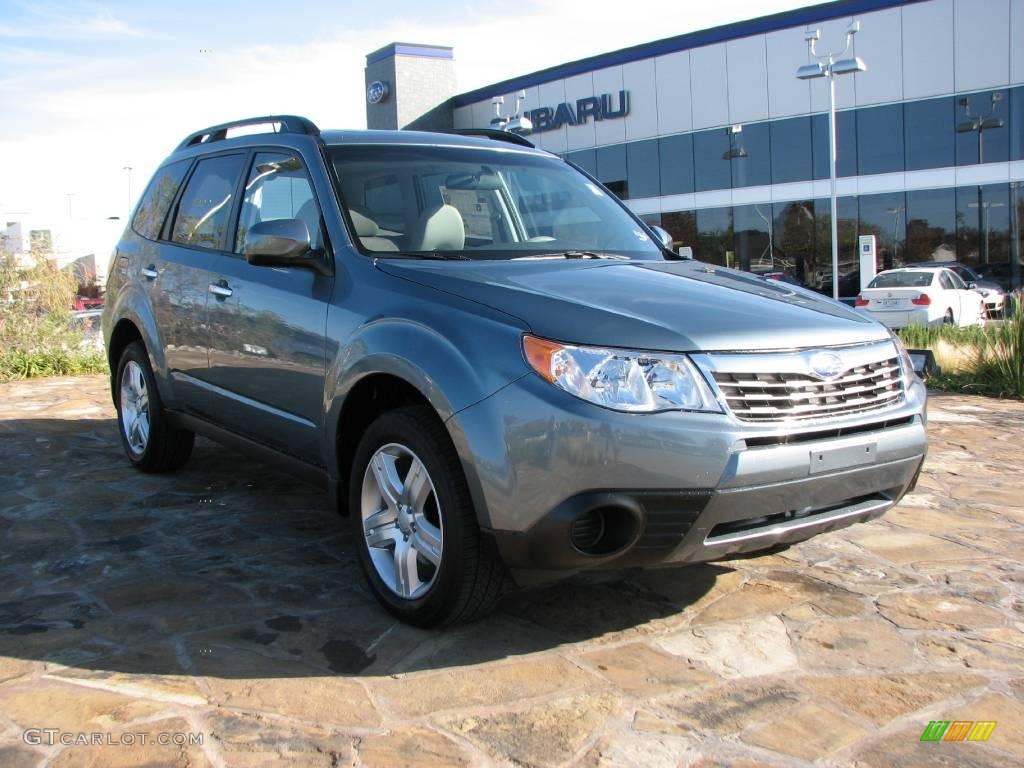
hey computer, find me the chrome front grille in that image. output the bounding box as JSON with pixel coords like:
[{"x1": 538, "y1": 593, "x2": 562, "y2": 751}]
[{"x1": 710, "y1": 353, "x2": 905, "y2": 423}]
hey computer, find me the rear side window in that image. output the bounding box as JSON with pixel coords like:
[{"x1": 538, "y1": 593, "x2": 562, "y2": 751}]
[
  {"x1": 171, "y1": 154, "x2": 246, "y2": 250},
  {"x1": 946, "y1": 270, "x2": 967, "y2": 290},
  {"x1": 132, "y1": 160, "x2": 190, "y2": 240}
]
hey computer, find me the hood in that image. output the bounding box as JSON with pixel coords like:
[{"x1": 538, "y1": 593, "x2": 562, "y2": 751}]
[{"x1": 376, "y1": 258, "x2": 890, "y2": 352}]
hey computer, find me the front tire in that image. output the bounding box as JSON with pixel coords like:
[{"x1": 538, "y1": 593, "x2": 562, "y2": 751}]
[
  {"x1": 114, "y1": 341, "x2": 194, "y2": 473},
  {"x1": 349, "y1": 406, "x2": 509, "y2": 627}
]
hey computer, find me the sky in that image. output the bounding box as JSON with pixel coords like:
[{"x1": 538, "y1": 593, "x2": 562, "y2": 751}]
[{"x1": 0, "y1": 0, "x2": 809, "y2": 253}]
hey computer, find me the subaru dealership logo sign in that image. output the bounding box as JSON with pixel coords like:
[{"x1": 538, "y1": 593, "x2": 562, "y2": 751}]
[
  {"x1": 808, "y1": 351, "x2": 844, "y2": 379},
  {"x1": 525, "y1": 91, "x2": 630, "y2": 133},
  {"x1": 367, "y1": 80, "x2": 389, "y2": 105}
]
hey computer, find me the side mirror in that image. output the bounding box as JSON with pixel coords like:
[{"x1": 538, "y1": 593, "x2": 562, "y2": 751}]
[
  {"x1": 651, "y1": 225, "x2": 674, "y2": 251},
  {"x1": 968, "y1": 281, "x2": 978, "y2": 290},
  {"x1": 243, "y1": 219, "x2": 331, "y2": 275}
]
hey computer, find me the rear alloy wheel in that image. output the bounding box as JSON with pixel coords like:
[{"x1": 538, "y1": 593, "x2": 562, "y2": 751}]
[
  {"x1": 349, "y1": 406, "x2": 509, "y2": 626},
  {"x1": 115, "y1": 341, "x2": 194, "y2": 472}
]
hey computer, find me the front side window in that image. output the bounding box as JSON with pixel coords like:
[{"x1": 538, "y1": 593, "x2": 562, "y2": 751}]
[
  {"x1": 171, "y1": 154, "x2": 246, "y2": 250},
  {"x1": 132, "y1": 159, "x2": 190, "y2": 240},
  {"x1": 235, "y1": 152, "x2": 322, "y2": 252},
  {"x1": 330, "y1": 145, "x2": 663, "y2": 260}
]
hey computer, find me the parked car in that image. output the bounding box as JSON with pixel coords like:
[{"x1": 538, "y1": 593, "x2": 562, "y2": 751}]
[
  {"x1": 103, "y1": 116, "x2": 928, "y2": 626},
  {"x1": 760, "y1": 270, "x2": 800, "y2": 286},
  {"x1": 913, "y1": 261, "x2": 1007, "y2": 318},
  {"x1": 855, "y1": 267, "x2": 985, "y2": 328},
  {"x1": 73, "y1": 296, "x2": 104, "y2": 311},
  {"x1": 973, "y1": 261, "x2": 1022, "y2": 293}
]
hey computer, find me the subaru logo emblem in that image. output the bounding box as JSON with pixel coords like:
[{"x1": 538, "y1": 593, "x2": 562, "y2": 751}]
[
  {"x1": 808, "y1": 351, "x2": 844, "y2": 379},
  {"x1": 367, "y1": 80, "x2": 389, "y2": 105}
]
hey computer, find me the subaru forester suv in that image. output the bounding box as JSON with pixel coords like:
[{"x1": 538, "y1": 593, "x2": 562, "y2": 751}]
[{"x1": 103, "y1": 115, "x2": 927, "y2": 626}]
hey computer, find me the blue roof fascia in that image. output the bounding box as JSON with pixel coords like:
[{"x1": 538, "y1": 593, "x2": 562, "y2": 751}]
[{"x1": 367, "y1": 43, "x2": 454, "y2": 66}]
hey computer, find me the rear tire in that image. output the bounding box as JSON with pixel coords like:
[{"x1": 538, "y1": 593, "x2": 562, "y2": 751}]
[
  {"x1": 349, "y1": 405, "x2": 509, "y2": 627},
  {"x1": 114, "y1": 341, "x2": 194, "y2": 473},
  {"x1": 943, "y1": 309, "x2": 954, "y2": 325}
]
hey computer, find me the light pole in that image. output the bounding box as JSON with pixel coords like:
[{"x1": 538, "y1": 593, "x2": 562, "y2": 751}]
[
  {"x1": 886, "y1": 205, "x2": 904, "y2": 268},
  {"x1": 968, "y1": 200, "x2": 1005, "y2": 265},
  {"x1": 797, "y1": 21, "x2": 866, "y2": 300},
  {"x1": 122, "y1": 166, "x2": 133, "y2": 218},
  {"x1": 1011, "y1": 181, "x2": 1021, "y2": 292},
  {"x1": 956, "y1": 93, "x2": 1004, "y2": 263}
]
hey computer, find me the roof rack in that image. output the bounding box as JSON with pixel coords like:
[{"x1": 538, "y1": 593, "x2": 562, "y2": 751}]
[
  {"x1": 177, "y1": 115, "x2": 320, "y2": 150},
  {"x1": 444, "y1": 128, "x2": 535, "y2": 148}
]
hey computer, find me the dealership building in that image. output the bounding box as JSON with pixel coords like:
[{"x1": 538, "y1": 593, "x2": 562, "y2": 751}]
[{"x1": 365, "y1": 0, "x2": 1024, "y2": 293}]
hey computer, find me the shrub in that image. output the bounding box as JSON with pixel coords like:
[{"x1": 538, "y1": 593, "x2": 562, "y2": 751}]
[
  {"x1": 898, "y1": 312, "x2": 1024, "y2": 399},
  {"x1": 0, "y1": 254, "x2": 109, "y2": 381}
]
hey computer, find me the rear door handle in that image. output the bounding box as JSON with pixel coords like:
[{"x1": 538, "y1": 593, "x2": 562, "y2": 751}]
[
  {"x1": 209, "y1": 282, "x2": 233, "y2": 298},
  {"x1": 141, "y1": 265, "x2": 159, "y2": 280}
]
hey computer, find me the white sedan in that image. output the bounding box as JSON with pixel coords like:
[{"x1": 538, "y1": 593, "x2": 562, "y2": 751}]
[{"x1": 855, "y1": 267, "x2": 985, "y2": 329}]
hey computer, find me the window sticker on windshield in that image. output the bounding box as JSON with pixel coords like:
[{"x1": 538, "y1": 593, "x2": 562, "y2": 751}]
[{"x1": 584, "y1": 183, "x2": 605, "y2": 197}]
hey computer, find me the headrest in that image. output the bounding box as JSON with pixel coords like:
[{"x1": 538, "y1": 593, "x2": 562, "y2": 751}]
[
  {"x1": 412, "y1": 204, "x2": 465, "y2": 251},
  {"x1": 348, "y1": 208, "x2": 379, "y2": 237}
]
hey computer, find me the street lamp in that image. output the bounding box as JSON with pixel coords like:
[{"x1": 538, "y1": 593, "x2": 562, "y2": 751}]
[
  {"x1": 797, "y1": 20, "x2": 866, "y2": 300},
  {"x1": 957, "y1": 93, "x2": 1004, "y2": 263},
  {"x1": 122, "y1": 166, "x2": 134, "y2": 218}
]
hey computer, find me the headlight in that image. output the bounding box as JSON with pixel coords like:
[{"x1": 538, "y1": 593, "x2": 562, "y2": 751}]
[
  {"x1": 523, "y1": 335, "x2": 721, "y2": 413},
  {"x1": 889, "y1": 330, "x2": 917, "y2": 388}
]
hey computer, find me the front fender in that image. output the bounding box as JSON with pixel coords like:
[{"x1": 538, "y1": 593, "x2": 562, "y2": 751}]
[{"x1": 322, "y1": 312, "x2": 529, "y2": 514}]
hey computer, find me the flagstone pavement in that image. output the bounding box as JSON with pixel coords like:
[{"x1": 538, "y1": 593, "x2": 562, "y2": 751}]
[{"x1": 0, "y1": 375, "x2": 1022, "y2": 767}]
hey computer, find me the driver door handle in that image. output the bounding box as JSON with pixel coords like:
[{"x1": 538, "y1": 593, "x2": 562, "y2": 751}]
[{"x1": 209, "y1": 282, "x2": 233, "y2": 298}]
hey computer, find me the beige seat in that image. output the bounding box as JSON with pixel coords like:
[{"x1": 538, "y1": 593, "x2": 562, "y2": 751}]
[
  {"x1": 348, "y1": 208, "x2": 398, "y2": 251},
  {"x1": 407, "y1": 204, "x2": 465, "y2": 251}
]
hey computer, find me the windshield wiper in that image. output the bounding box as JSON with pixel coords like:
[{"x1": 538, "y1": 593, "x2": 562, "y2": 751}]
[
  {"x1": 511, "y1": 250, "x2": 630, "y2": 260},
  {"x1": 375, "y1": 251, "x2": 471, "y2": 261}
]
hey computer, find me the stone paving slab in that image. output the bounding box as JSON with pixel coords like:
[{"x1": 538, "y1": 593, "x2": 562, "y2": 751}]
[{"x1": 0, "y1": 375, "x2": 1022, "y2": 767}]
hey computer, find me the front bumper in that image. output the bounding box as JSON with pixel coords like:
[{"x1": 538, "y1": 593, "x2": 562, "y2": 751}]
[{"x1": 450, "y1": 364, "x2": 927, "y2": 577}]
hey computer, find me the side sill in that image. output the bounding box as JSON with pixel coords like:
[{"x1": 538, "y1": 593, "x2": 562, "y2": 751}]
[{"x1": 170, "y1": 411, "x2": 331, "y2": 492}]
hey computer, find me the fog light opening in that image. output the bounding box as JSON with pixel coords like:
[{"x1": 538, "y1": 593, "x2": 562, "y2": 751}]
[{"x1": 569, "y1": 506, "x2": 638, "y2": 556}]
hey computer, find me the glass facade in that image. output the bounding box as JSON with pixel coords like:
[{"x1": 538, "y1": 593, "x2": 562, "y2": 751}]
[
  {"x1": 566, "y1": 86, "x2": 1024, "y2": 196},
  {"x1": 563, "y1": 85, "x2": 1023, "y2": 291},
  {"x1": 649, "y1": 183, "x2": 1022, "y2": 295}
]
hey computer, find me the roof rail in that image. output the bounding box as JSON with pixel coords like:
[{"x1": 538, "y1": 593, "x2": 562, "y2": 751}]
[
  {"x1": 444, "y1": 128, "x2": 535, "y2": 148},
  {"x1": 177, "y1": 115, "x2": 320, "y2": 150}
]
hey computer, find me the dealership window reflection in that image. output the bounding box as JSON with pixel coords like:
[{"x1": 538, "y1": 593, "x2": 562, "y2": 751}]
[{"x1": 905, "y1": 188, "x2": 957, "y2": 263}]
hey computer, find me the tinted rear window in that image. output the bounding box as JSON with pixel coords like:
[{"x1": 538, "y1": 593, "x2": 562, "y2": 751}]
[
  {"x1": 170, "y1": 154, "x2": 246, "y2": 250},
  {"x1": 868, "y1": 272, "x2": 934, "y2": 288},
  {"x1": 132, "y1": 160, "x2": 191, "y2": 240}
]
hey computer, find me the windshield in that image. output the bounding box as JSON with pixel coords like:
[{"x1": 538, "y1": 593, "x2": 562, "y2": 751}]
[
  {"x1": 328, "y1": 145, "x2": 664, "y2": 261},
  {"x1": 868, "y1": 271, "x2": 935, "y2": 288}
]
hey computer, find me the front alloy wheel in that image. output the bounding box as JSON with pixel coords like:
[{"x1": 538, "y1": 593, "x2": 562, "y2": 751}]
[
  {"x1": 360, "y1": 443, "x2": 444, "y2": 599},
  {"x1": 349, "y1": 406, "x2": 509, "y2": 626}
]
